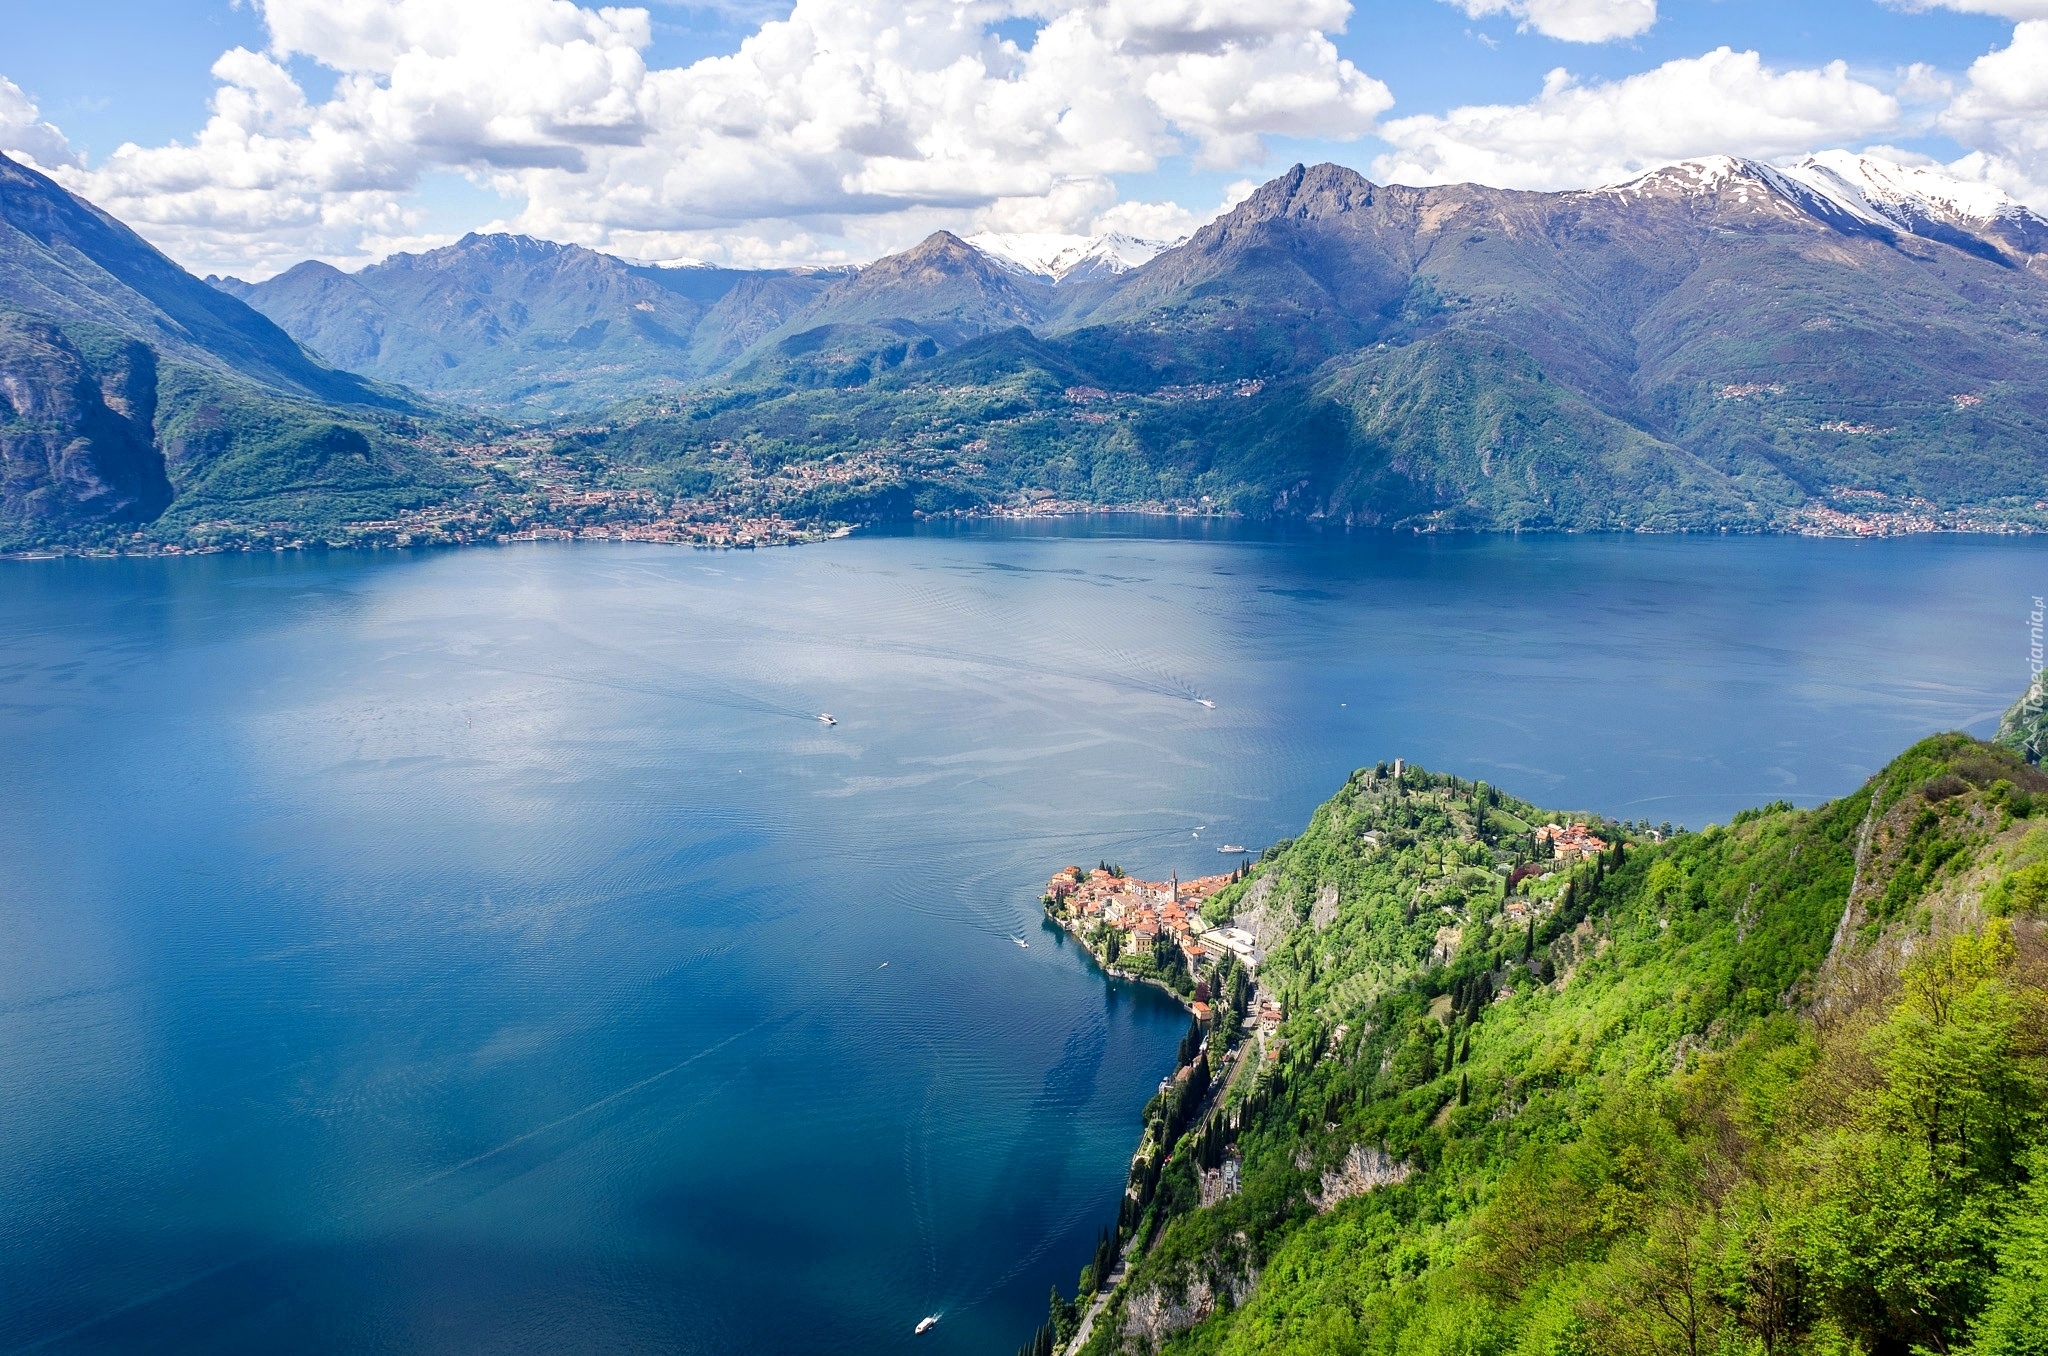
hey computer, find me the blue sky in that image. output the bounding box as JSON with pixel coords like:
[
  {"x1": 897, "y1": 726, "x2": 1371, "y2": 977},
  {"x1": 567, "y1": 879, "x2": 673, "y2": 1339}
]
[{"x1": 1, "y1": 0, "x2": 2041, "y2": 276}]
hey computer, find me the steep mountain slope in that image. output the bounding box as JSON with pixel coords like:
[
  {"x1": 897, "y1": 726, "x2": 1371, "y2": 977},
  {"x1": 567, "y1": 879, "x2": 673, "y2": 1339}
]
[
  {"x1": 0, "y1": 155, "x2": 396, "y2": 408},
  {"x1": 213, "y1": 235, "x2": 843, "y2": 415},
  {"x1": 1037, "y1": 724, "x2": 2048, "y2": 1356},
  {"x1": 0, "y1": 313, "x2": 170, "y2": 525},
  {"x1": 1776, "y1": 150, "x2": 2048, "y2": 265},
  {"x1": 0, "y1": 153, "x2": 465, "y2": 549},
  {"x1": 735, "y1": 228, "x2": 1044, "y2": 337}
]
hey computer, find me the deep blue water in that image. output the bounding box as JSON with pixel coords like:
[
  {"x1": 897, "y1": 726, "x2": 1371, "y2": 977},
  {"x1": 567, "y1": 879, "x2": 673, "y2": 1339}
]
[{"x1": 2, "y1": 522, "x2": 2044, "y2": 1355}]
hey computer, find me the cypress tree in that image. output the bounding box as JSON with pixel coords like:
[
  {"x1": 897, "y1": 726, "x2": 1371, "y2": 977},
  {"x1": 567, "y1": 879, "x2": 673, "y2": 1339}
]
[{"x1": 1458, "y1": 1071, "x2": 1469, "y2": 1105}]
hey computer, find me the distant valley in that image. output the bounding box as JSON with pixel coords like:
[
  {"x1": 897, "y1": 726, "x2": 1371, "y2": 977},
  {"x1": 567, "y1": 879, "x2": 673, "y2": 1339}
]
[{"x1": 6, "y1": 147, "x2": 2048, "y2": 552}]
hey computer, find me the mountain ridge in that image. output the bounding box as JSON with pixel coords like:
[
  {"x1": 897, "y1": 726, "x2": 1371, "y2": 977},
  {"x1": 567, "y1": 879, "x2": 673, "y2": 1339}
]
[
  {"x1": 966, "y1": 230, "x2": 1181, "y2": 283},
  {"x1": 544, "y1": 150, "x2": 2048, "y2": 534},
  {"x1": 208, "y1": 231, "x2": 848, "y2": 416}
]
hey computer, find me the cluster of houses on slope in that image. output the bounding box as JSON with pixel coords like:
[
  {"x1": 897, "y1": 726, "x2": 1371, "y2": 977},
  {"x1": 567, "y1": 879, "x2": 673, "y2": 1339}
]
[
  {"x1": 1503, "y1": 822, "x2": 1613, "y2": 921},
  {"x1": 1043, "y1": 866, "x2": 1258, "y2": 972},
  {"x1": 1533, "y1": 822, "x2": 1609, "y2": 863}
]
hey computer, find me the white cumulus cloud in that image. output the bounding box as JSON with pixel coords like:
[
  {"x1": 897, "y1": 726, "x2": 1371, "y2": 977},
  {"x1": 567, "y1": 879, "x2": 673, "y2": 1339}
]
[
  {"x1": 1939, "y1": 19, "x2": 2048, "y2": 205},
  {"x1": 1443, "y1": 0, "x2": 1657, "y2": 43},
  {"x1": 34, "y1": 0, "x2": 1389, "y2": 276},
  {"x1": 0, "y1": 77, "x2": 76, "y2": 169},
  {"x1": 1883, "y1": 1, "x2": 2048, "y2": 18},
  {"x1": 1373, "y1": 47, "x2": 1901, "y2": 190}
]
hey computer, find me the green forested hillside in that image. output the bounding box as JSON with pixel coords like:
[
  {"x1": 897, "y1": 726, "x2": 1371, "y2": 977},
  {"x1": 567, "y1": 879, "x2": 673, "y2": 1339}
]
[{"x1": 1050, "y1": 728, "x2": 2048, "y2": 1356}]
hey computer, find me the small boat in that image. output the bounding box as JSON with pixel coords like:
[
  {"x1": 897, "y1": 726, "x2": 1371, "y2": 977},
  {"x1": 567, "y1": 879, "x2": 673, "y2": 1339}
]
[
  {"x1": 1220, "y1": 845, "x2": 1246, "y2": 854},
  {"x1": 817, "y1": 713, "x2": 837, "y2": 725},
  {"x1": 915, "y1": 1315, "x2": 939, "y2": 1335},
  {"x1": 1198, "y1": 699, "x2": 1216, "y2": 709},
  {"x1": 1013, "y1": 937, "x2": 1029, "y2": 948}
]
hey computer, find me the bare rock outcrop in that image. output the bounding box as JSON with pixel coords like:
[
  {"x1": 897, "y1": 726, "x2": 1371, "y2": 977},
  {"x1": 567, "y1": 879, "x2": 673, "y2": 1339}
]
[{"x1": 1307, "y1": 1144, "x2": 1411, "y2": 1212}]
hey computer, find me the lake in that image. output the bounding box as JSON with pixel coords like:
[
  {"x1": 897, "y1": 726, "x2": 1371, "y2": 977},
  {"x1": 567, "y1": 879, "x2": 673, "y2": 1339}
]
[{"x1": 2, "y1": 522, "x2": 2042, "y2": 1354}]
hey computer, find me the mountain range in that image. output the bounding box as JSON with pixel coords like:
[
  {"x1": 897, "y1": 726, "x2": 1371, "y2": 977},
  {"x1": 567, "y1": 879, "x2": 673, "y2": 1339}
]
[
  {"x1": 7, "y1": 146, "x2": 2048, "y2": 546},
  {"x1": 208, "y1": 238, "x2": 849, "y2": 416},
  {"x1": 546, "y1": 151, "x2": 2048, "y2": 531},
  {"x1": 206, "y1": 228, "x2": 1177, "y2": 415}
]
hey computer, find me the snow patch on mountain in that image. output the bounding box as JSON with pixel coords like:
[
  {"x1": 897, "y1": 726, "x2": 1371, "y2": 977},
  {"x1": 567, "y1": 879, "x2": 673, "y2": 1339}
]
[
  {"x1": 1777, "y1": 151, "x2": 2041, "y2": 231},
  {"x1": 1597, "y1": 155, "x2": 1782, "y2": 204},
  {"x1": 964, "y1": 231, "x2": 1180, "y2": 283},
  {"x1": 1592, "y1": 151, "x2": 2048, "y2": 257}
]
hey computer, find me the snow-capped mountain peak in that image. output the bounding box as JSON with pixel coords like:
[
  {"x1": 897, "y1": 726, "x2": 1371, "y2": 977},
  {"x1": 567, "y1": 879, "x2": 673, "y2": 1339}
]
[
  {"x1": 964, "y1": 231, "x2": 1182, "y2": 283},
  {"x1": 1599, "y1": 155, "x2": 1780, "y2": 201},
  {"x1": 1594, "y1": 151, "x2": 2048, "y2": 261},
  {"x1": 1776, "y1": 150, "x2": 2039, "y2": 230}
]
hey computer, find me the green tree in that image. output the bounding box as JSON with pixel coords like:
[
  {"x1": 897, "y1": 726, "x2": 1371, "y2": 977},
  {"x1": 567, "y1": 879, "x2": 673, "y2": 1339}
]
[{"x1": 1963, "y1": 1149, "x2": 2048, "y2": 1355}]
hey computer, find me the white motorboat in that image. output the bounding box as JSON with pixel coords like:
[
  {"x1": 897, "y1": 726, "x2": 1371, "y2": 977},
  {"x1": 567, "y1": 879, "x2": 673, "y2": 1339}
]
[
  {"x1": 915, "y1": 1315, "x2": 940, "y2": 1335},
  {"x1": 818, "y1": 713, "x2": 837, "y2": 725}
]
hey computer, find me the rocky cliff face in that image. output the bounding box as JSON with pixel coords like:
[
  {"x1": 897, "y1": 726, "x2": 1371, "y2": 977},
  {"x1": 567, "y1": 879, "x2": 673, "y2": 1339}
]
[{"x1": 0, "y1": 315, "x2": 170, "y2": 536}]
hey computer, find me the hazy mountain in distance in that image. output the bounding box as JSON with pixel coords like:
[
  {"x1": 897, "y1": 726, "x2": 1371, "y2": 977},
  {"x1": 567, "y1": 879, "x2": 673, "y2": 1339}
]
[
  {"x1": 212, "y1": 234, "x2": 846, "y2": 416},
  {"x1": 964, "y1": 231, "x2": 1181, "y2": 284},
  {"x1": 729, "y1": 231, "x2": 1065, "y2": 387}
]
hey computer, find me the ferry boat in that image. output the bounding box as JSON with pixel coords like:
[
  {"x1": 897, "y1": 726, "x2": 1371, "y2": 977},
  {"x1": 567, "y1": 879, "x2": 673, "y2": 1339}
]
[
  {"x1": 915, "y1": 1315, "x2": 939, "y2": 1335},
  {"x1": 817, "y1": 713, "x2": 837, "y2": 725},
  {"x1": 1220, "y1": 844, "x2": 1246, "y2": 854}
]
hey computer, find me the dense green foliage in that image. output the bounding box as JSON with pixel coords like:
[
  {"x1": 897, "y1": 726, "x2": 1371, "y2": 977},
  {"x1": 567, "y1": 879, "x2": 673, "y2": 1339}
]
[{"x1": 1061, "y1": 735, "x2": 2048, "y2": 1356}]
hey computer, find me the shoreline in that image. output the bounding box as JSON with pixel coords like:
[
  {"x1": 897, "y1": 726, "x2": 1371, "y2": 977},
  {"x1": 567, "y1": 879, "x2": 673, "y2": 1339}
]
[
  {"x1": 1045, "y1": 908, "x2": 1202, "y2": 1017},
  {"x1": 1035, "y1": 863, "x2": 1280, "y2": 1355},
  {"x1": 12, "y1": 503, "x2": 2048, "y2": 563}
]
